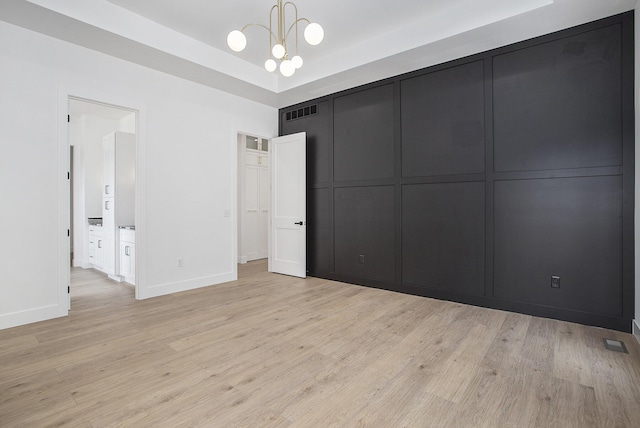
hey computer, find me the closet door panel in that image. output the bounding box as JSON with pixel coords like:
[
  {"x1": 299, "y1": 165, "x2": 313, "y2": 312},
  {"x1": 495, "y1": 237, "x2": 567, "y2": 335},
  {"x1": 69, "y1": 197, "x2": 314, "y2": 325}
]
[
  {"x1": 259, "y1": 162, "x2": 269, "y2": 258},
  {"x1": 244, "y1": 163, "x2": 260, "y2": 259},
  {"x1": 334, "y1": 85, "x2": 395, "y2": 182},
  {"x1": 308, "y1": 188, "x2": 332, "y2": 274},
  {"x1": 402, "y1": 182, "x2": 485, "y2": 295},
  {"x1": 494, "y1": 176, "x2": 623, "y2": 316},
  {"x1": 334, "y1": 186, "x2": 395, "y2": 282},
  {"x1": 493, "y1": 24, "x2": 623, "y2": 172},
  {"x1": 401, "y1": 60, "x2": 485, "y2": 177}
]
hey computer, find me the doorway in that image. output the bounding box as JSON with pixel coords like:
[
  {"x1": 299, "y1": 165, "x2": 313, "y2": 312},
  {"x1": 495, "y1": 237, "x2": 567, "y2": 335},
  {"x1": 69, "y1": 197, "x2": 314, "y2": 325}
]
[
  {"x1": 68, "y1": 97, "x2": 137, "y2": 305},
  {"x1": 237, "y1": 133, "x2": 270, "y2": 266}
]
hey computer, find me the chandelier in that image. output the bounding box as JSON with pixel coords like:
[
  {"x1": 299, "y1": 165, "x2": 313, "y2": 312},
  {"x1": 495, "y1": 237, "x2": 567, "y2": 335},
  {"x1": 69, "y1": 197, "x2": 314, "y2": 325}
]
[{"x1": 226, "y1": 0, "x2": 324, "y2": 77}]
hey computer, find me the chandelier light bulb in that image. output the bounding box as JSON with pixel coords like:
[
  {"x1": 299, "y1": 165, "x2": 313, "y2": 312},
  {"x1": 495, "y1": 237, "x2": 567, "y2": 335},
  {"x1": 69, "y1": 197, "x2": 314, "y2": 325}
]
[
  {"x1": 227, "y1": 30, "x2": 247, "y2": 52},
  {"x1": 291, "y1": 55, "x2": 303, "y2": 69},
  {"x1": 280, "y1": 59, "x2": 295, "y2": 77},
  {"x1": 265, "y1": 58, "x2": 277, "y2": 72},
  {"x1": 272, "y1": 43, "x2": 286, "y2": 59},
  {"x1": 304, "y1": 23, "x2": 324, "y2": 46}
]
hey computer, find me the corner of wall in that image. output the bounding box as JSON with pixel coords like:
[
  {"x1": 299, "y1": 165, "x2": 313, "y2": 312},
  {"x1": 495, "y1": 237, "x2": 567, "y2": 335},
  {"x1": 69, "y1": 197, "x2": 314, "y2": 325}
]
[
  {"x1": 635, "y1": 7, "x2": 640, "y2": 332},
  {"x1": 634, "y1": 320, "x2": 640, "y2": 344}
]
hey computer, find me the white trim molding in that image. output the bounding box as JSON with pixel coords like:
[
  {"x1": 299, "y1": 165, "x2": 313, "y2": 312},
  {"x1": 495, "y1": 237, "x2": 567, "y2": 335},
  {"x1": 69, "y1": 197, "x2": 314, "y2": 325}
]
[
  {"x1": 73, "y1": 259, "x2": 91, "y2": 269},
  {"x1": 139, "y1": 272, "x2": 236, "y2": 300},
  {"x1": 0, "y1": 305, "x2": 67, "y2": 331}
]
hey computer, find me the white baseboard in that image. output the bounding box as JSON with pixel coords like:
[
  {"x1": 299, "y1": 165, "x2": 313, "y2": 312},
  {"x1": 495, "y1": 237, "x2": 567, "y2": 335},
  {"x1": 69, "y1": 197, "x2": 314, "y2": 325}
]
[
  {"x1": 139, "y1": 272, "x2": 236, "y2": 300},
  {"x1": 73, "y1": 259, "x2": 91, "y2": 269},
  {"x1": 633, "y1": 320, "x2": 640, "y2": 344},
  {"x1": 0, "y1": 304, "x2": 67, "y2": 331},
  {"x1": 108, "y1": 274, "x2": 123, "y2": 282}
]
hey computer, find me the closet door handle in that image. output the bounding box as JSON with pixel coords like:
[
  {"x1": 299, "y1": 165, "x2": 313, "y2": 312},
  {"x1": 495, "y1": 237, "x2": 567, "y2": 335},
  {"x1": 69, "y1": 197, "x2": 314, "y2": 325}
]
[
  {"x1": 98, "y1": 240, "x2": 102, "y2": 249},
  {"x1": 105, "y1": 184, "x2": 110, "y2": 195},
  {"x1": 125, "y1": 246, "x2": 130, "y2": 256},
  {"x1": 105, "y1": 200, "x2": 110, "y2": 210},
  {"x1": 294, "y1": 221, "x2": 304, "y2": 226}
]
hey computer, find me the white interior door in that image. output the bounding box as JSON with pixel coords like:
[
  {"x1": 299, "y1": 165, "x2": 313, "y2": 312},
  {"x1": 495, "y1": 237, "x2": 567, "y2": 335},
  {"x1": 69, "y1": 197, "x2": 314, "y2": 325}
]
[
  {"x1": 258, "y1": 160, "x2": 269, "y2": 259},
  {"x1": 244, "y1": 160, "x2": 260, "y2": 261},
  {"x1": 269, "y1": 132, "x2": 306, "y2": 278}
]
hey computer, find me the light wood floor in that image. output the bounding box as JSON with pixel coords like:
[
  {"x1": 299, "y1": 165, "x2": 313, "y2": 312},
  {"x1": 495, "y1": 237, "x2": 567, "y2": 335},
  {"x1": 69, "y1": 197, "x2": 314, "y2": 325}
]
[{"x1": 1, "y1": 261, "x2": 640, "y2": 427}]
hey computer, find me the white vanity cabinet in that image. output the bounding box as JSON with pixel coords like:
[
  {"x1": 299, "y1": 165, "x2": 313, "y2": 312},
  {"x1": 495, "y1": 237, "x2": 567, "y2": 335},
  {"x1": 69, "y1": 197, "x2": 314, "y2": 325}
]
[
  {"x1": 102, "y1": 197, "x2": 115, "y2": 276},
  {"x1": 102, "y1": 131, "x2": 135, "y2": 280},
  {"x1": 88, "y1": 225, "x2": 104, "y2": 269},
  {"x1": 119, "y1": 228, "x2": 135, "y2": 285}
]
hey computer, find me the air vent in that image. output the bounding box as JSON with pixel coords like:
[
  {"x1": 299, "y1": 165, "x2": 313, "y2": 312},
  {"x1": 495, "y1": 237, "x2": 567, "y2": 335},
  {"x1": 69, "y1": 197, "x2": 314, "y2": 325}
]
[
  {"x1": 603, "y1": 338, "x2": 628, "y2": 353},
  {"x1": 285, "y1": 104, "x2": 318, "y2": 121}
]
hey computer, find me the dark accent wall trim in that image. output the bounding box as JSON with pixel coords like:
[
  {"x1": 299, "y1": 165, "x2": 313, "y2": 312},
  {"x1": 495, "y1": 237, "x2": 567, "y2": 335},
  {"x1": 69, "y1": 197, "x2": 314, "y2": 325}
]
[
  {"x1": 324, "y1": 272, "x2": 631, "y2": 333},
  {"x1": 280, "y1": 12, "x2": 635, "y2": 332}
]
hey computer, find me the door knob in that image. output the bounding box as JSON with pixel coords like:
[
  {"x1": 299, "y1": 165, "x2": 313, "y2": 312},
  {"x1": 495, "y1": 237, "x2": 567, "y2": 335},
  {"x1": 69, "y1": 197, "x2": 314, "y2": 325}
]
[{"x1": 294, "y1": 221, "x2": 304, "y2": 225}]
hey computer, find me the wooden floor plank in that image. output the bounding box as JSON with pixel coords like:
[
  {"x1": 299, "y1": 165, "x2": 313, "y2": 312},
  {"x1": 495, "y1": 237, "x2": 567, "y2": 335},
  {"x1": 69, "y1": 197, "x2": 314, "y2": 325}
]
[
  {"x1": 554, "y1": 321, "x2": 595, "y2": 387},
  {"x1": 0, "y1": 260, "x2": 639, "y2": 427}
]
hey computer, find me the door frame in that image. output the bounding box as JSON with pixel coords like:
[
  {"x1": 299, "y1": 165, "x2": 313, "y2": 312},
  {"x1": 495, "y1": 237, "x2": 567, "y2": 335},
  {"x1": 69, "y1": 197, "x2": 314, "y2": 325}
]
[
  {"x1": 237, "y1": 132, "x2": 271, "y2": 265},
  {"x1": 59, "y1": 86, "x2": 147, "y2": 307}
]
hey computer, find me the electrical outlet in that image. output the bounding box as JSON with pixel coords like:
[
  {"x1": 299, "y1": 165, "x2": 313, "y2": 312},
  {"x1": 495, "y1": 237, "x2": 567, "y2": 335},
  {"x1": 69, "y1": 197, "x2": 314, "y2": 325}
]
[
  {"x1": 178, "y1": 258, "x2": 184, "y2": 268},
  {"x1": 359, "y1": 255, "x2": 365, "y2": 264},
  {"x1": 551, "y1": 275, "x2": 560, "y2": 288}
]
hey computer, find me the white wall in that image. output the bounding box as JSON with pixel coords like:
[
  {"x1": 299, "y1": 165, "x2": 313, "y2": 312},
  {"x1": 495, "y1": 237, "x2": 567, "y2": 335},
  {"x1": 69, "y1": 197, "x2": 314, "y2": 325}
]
[{"x1": 0, "y1": 20, "x2": 277, "y2": 329}]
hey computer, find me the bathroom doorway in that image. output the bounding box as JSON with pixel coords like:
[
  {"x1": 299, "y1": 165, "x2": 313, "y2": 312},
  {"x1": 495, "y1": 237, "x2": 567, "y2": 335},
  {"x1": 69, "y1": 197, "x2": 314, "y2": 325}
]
[{"x1": 68, "y1": 97, "x2": 138, "y2": 305}]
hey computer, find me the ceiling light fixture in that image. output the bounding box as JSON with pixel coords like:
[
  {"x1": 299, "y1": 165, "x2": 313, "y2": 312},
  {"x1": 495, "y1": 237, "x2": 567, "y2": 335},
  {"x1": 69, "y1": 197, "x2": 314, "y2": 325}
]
[{"x1": 226, "y1": 0, "x2": 324, "y2": 77}]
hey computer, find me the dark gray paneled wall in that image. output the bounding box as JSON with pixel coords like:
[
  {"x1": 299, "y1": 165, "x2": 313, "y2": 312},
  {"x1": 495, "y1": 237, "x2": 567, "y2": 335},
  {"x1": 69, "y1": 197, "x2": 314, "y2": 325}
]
[
  {"x1": 403, "y1": 182, "x2": 485, "y2": 296},
  {"x1": 493, "y1": 176, "x2": 623, "y2": 317},
  {"x1": 401, "y1": 60, "x2": 485, "y2": 177},
  {"x1": 280, "y1": 13, "x2": 634, "y2": 332},
  {"x1": 334, "y1": 85, "x2": 396, "y2": 182},
  {"x1": 493, "y1": 24, "x2": 623, "y2": 172}
]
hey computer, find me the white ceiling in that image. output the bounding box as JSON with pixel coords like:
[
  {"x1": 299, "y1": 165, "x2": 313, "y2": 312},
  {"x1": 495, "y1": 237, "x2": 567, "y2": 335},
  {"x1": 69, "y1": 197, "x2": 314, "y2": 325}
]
[
  {"x1": 101, "y1": 0, "x2": 556, "y2": 90},
  {"x1": 103, "y1": 0, "x2": 460, "y2": 70},
  {"x1": 2, "y1": 0, "x2": 637, "y2": 107}
]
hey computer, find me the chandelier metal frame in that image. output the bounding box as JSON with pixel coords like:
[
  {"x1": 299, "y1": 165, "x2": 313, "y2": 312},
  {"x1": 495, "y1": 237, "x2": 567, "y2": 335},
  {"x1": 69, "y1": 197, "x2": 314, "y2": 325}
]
[{"x1": 227, "y1": 0, "x2": 324, "y2": 77}]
